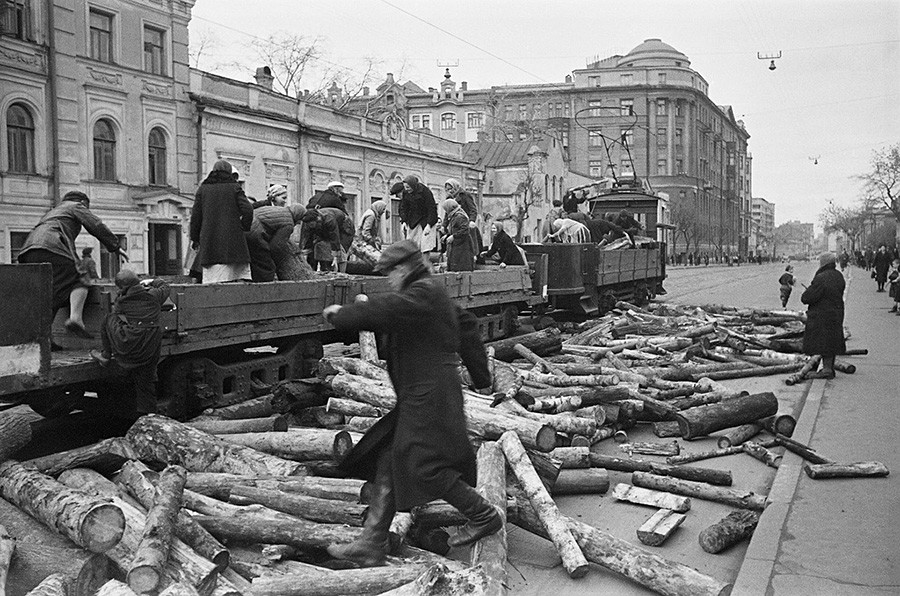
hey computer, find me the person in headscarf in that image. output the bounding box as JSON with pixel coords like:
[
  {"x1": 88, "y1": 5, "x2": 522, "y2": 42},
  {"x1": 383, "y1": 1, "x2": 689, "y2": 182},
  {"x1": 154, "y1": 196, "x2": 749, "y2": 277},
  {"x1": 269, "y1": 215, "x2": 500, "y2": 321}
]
[
  {"x1": 479, "y1": 221, "x2": 525, "y2": 266},
  {"x1": 445, "y1": 178, "x2": 482, "y2": 254},
  {"x1": 358, "y1": 200, "x2": 389, "y2": 249},
  {"x1": 544, "y1": 218, "x2": 590, "y2": 244},
  {"x1": 254, "y1": 183, "x2": 289, "y2": 209},
  {"x1": 441, "y1": 198, "x2": 475, "y2": 271},
  {"x1": 246, "y1": 204, "x2": 306, "y2": 282},
  {"x1": 399, "y1": 175, "x2": 438, "y2": 254},
  {"x1": 801, "y1": 252, "x2": 846, "y2": 379}
]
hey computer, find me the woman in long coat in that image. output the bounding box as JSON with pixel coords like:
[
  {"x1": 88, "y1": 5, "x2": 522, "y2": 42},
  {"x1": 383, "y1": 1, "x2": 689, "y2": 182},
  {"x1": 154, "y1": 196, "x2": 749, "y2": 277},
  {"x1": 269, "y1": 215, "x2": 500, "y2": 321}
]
[
  {"x1": 323, "y1": 240, "x2": 498, "y2": 567},
  {"x1": 801, "y1": 252, "x2": 846, "y2": 379},
  {"x1": 441, "y1": 198, "x2": 476, "y2": 271},
  {"x1": 480, "y1": 221, "x2": 525, "y2": 266}
]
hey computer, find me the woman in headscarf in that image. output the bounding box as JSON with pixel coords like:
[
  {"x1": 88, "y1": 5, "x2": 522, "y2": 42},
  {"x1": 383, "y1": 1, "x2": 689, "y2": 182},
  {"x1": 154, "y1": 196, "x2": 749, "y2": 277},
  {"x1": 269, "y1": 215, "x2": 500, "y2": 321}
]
[
  {"x1": 544, "y1": 217, "x2": 590, "y2": 244},
  {"x1": 350, "y1": 200, "x2": 389, "y2": 268},
  {"x1": 480, "y1": 221, "x2": 525, "y2": 266},
  {"x1": 441, "y1": 198, "x2": 476, "y2": 271},
  {"x1": 444, "y1": 179, "x2": 482, "y2": 253}
]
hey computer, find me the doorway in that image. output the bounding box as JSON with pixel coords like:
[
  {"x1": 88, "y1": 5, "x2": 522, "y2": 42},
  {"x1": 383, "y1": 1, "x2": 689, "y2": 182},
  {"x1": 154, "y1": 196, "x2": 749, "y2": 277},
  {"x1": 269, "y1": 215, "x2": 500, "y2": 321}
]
[{"x1": 149, "y1": 223, "x2": 182, "y2": 276}]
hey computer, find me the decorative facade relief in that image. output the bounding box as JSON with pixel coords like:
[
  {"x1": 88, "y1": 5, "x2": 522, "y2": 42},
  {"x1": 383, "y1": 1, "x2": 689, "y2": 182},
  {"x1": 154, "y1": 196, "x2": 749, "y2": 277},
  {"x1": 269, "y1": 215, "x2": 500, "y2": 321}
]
[
  {"x1": 0, "y1": 45, "x2": 46, "y2": 72},
  {"x1": 206, "y1": 116, "x2": 295, "y2": 146},
  {"x1": 141, "y1": 80, "x2": 172, "y2": 97},
  {"x1": 87, "y1": 67, "x2": 123, "y2": 86}
]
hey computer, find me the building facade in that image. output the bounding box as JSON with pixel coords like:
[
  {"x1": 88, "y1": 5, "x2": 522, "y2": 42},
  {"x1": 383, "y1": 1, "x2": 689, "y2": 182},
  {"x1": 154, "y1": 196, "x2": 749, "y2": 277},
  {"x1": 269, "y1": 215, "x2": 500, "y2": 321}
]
[
  {"x1": 347, "y1": 38, "x2": 753, "y2": 256},
  {"x1": 1, "y1": 0, "x2": 198, "y2": 275},
  {"x1": 751, "y1": 196, "x2": 775, "y2": 257}
]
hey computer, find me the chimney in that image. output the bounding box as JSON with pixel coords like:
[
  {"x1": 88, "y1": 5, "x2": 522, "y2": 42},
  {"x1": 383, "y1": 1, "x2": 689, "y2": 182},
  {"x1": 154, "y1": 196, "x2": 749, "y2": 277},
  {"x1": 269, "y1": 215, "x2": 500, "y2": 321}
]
[
  {"x1": 362, "y1": 86, "x2": 369, "y2": 96},
  {"x1": 461, "y1": 81, "x2": 467, "y2": 91},
  {"x1": 255, "y1": 66, "x2": 274, "y2": 90},
  {"x1": 564, "y1": 74, "x2": 572, "y2": 84}
]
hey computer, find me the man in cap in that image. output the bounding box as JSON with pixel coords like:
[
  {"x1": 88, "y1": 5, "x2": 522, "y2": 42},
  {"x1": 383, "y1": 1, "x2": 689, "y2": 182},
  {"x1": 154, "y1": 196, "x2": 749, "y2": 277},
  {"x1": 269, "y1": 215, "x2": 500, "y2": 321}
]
[
  {"x1": 18, "y1": 190, "x2": 128, "y2": 339},
  {"x1": 398, "y1": 175, "x2": 438, "y2": 254},
  {"x1": 800, "y1": 252, "x2": 846, "y2": 379},
  {"x1": 307, "y1": 180, "x2": 348, "y2": 213},
  {"x1": 322, "y1": 240, "x2": 499, "y2": 567}
]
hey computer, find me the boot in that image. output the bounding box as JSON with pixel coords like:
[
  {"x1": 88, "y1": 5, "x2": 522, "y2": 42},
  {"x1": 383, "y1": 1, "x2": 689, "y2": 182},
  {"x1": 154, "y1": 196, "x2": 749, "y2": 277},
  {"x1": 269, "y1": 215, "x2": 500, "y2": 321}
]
[
  {"x1": 444, "y1": 480, "x2": 502, "y2": 548},
  {"x1": 326, "y1": 452, "x2": 394, "y2": 567}
]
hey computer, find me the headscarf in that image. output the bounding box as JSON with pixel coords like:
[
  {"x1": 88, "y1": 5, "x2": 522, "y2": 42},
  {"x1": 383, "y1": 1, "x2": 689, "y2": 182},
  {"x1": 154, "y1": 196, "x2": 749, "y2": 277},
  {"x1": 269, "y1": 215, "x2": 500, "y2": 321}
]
[
  {"x1": 441, "y1": 198, "x2": 461, "y2": 218},
  {"x1": 370, "y1": 200, "x2": 387, "y2": 218},
  {"x1": 287, "y1": 204, "x2": 306, "y2": 224},
  {"x1": 267, "y1": 184, "x2": 288, "y2": 203},
  {"x1": 390, "y1": 182, "x2": 405, "y2": 196},
  {"x1": 493, "y1": 221, "x2": 504, "y2": 234},
  {"x1": 444, "y1": 178, "x2": 461, "y2": 196}
]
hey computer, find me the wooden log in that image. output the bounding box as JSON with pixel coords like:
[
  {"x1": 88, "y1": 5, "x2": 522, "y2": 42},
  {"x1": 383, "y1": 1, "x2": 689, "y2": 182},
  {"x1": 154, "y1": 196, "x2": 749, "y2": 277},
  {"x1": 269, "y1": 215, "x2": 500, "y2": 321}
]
[
  {"x1": 471, "y1": 442, "x2": 507, "y2": 596},
  {"x1": 377, "y1": 564, "x2": 491, "y2": 596},
  {"x1": 698, "y1": 510, "x2": 761, "y2": 554},
  {"x1": 549, "y1": 447, "x2": 591, "y2": 469},
  {"x1": 548, "y1": 363, "x2": 610, "y2": 376},
  {"x1": 0, "y1": 412, "x2": 38, "y2": 461},
  {"x1": 519, "y1": 369, "x2": 619, "y2": 387},
  {"x1": 515, "y1": 343, "x2": 568, "y2": 377},
  {"x1": 784, "y1": 355, "x2": 821, "y2": 385},
  {"x1": 632, "y1": 472, "x2": 768, "y2": 511},
  {"x1": 228, "y1": 485, "x2": 367, "y2": 526},
  {"x1": 464, "y1": 401, "x2": 557, "y2": 453},
  {"x1": 125, "y1": 414, "x2": 303, "y2": 476},
  {"x1": 185, "y1": 472, "x2": 363, "y2": 503},
  {"x1": 491, "y1": 360, "x2": 525, "y2": 406},
  {"x1": 844, "y1": 348, "x2": 868, "y2": 356},
  {"x1": 637, "y1": 509, "x2": 686, "y2": 547},
  {"x1": 23, "y1": 574, "x2": 66, "y2": 596},
  {"x1": 652, "y1": 421, "x2": 682, "y2": 438},
  {"x1": 215, "y1": 429, "x2": 353, "y2": 462},
  {"x1": 271, "y1": 380, "x2": 327, "y2": 414},
  {"x1": 305, "y1": 406, "x2": 344, "y2": 428},
  {"x1": 24, "y1": 438, "x2": 137, "y2": 478},
  {"x1": 96, "y1": 579, "x2": 139, "y2": 596},
  {"x1": 620, "y1": 441, "x2": 680, "y2": 457},
  {"x1": 507, "y1": 491, "x2": 731, "y2": 596},
  {"x1": 0, "y1": 462, "x2": 124, "y2": 554},
  {"x1": 742, "y1": 441, "x2": 782, "y2": 468},
  {"x1": 0, "y1": 523, "x2": 14, "y2": 596},
  {"x1": 551, "y1": 469, "x2": 610, "y2": 495},
  {"x1": 388, "y1": 512, "x2": 414, "y2": 550},
  {"x1": 654, "y1": 386, "x2": 696, "y2": 400},
  {"x1": 772, "y1": 434, "x2": 833, "y2": 465},
  {"x1": 497, "y1": 431, "x2": 589, "y2": 578},
  {"x1": 574, "y1": 405, "x2": 606, "y2": 426},
  {"x1": 690, "y1": 362, "x2": 802, "y2": 382},
  {"x1": 666, "y1": 446, "x2": 743, "y2": 465},
  {"x1": 832, "y1": 361, "x2": 856, "y2": 374},
  {"x1": 658, "y1": 361, "x2": 754, "y2": 381},
  {"x1": 185, "y1": 416, "x2": 288, "y2": 435},
  {"x1": 589, "y1": 453, "x2": 733, "y2": 486},
  {"x1": 194, "y1": 395, "x2": 275, "y2": 421},
  {"x1": 674, "y1": 323, "x2": 717, "y2": 338},
  {"x1": 127, "y1": 466, "x2": 187, "y2": 594},
  {"x1": 611, "y1": 484, "x2": 691, "y2": 513},
  {"x1": 411, "y1": 501, "x2": 466, "y2": 530},
  {"x1": 675, "y1": 392, "x2": 778, "y2": 440},
  {"x1": 343, "y1": 416, "x2": 379, "y2": 433},
  {"x1": 492, "y1": 398, "x2": 598, "y2": 438},
  {"x1": 158, "y1": 583, "x2": 201, "y2": 596},
  {"x1": 525, "y1": 451, "x2": 561, "y2": 492},
  {"x1": 248, "y1": 563, "x2": 430, "y2": 596},
  {"x1": 803, "y1": 462, "x2": 890, "y2": 479},
  {"x1": 528, "y1": 395, "x2": 582, "y2": 413},
  {"x1": 485, "y1": 328, "x2": 562, "y2": 362},
  {"x1": 571, "y1": 386, "x2": 631, "y2": 406},
  {"x1": 194, "y1": 511, "x2": 362, "y2": 551},
  {"x1": 325, "y1": 397, "x2": 384, "y2": 418},
  {"x1": 758, "y1": 414, "x2": 797, "y2": 438},
  {"x1": 116, "y1": 462, "x2": 229, "y2": 570},
  {"x1": 716, "y1": 424, "x2": 761, "y2": 449},
  {"x1": 328, "y1": 374, "x2": 396, "y2": 410},
  {"x1": 317, "y1": 357, "x2": 390, "y2": 384}
]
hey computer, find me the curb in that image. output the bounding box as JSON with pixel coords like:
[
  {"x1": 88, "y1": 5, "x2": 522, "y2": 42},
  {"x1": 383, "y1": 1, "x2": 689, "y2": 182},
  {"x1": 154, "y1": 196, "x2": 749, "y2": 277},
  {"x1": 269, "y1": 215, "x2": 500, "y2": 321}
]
[{"x1": 730, "y1": 377, "x2": 828, "y2": 595}]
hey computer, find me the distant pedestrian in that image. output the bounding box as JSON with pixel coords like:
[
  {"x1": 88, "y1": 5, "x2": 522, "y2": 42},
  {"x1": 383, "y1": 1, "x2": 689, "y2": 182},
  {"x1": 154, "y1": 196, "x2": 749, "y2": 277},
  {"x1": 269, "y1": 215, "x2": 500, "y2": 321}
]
[
  {"x1": 801, "y1": 252, "x2": 846, "y2": 379},
  {"x1": 838, "y1": 248, "x2": 849, "y2": 271},
  {"x1": 873, "y1": 245, "x2": 890, "y2": 291},
  {"x1": 888, "y1": 258, "x2": 900, "y2": 314},
  {"x1": 78, "y1": 247, "x2": 99, "y2": 280},
  {"x1": 778, "y1": 265, "x2": 795, "y2": 308}
]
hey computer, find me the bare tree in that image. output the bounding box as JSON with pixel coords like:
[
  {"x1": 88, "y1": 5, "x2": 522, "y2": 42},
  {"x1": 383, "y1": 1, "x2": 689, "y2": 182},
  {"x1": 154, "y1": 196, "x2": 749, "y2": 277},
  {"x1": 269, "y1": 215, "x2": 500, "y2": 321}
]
[
  {"x1": 508, "y1": 166, "x2": 544, "y2": 242},
  {"x1": 669, "y1": 197, "x2": 701, "y2": 255},
  {"x1": 247, "y1": 32, "x2": 325, "y2": 97},
  {"x1": 189, "y1": 27, "x2": 219, "y2": 69},
  {"x1": 820, "y1": 200, "x2": 866, "y2": 252},
  {"x1": 858, "y1": 143, "x2": 900, "y2": 222}
]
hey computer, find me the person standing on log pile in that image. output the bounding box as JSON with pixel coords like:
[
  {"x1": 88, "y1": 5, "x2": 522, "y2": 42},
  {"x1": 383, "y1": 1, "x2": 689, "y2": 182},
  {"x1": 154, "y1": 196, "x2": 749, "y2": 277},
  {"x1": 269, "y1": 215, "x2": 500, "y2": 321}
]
[
  {"x1": 873, "y1": 245, "x2": 890, "y2": 292},
  {"x1": 398, "y1": 175, "x2": 438, "y2": 256},
  {"x1": 444, "y1": 178, "x2": 483, "y2": 254},
  {"x1": 778, "y1": 264, "x2": 795, "y2": 308},
  {"x1": 190, "y1": 160, "x2": 254, "y2": 284},
  {"x1": 322, "y1": 240, "x2": 499, "y2": 567},
  {"x1": 800, "y1": 252, "x2": 846, "y2": 379},
  {"x1": 90, "y1": 270, "x2": 171, "y2": 418},
  {"x1": 441, "y1": 198, "x2": 476, "y2": 272},
  {"x1": 246, "y1": 204, "x2": 306, "y2": 282},
  {"x1": 18, "y1": 190, "x2": 128, "y2": 339}
]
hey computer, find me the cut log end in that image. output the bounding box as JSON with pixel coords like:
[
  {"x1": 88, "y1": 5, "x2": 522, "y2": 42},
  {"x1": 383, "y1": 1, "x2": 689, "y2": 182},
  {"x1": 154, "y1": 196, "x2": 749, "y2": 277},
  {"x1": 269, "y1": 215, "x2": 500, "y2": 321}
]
[
  {"x1": 82, "y1": 503, "x2": 127, "y2": 553},
  {"x1": 126, "y1": 566, "x2": 161, "y2": 594}
]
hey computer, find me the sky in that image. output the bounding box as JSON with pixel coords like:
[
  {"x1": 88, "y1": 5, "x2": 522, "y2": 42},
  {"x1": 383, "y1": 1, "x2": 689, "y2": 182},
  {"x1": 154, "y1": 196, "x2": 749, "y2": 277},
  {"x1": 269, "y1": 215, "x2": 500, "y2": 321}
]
[{"x1": 188, "y1": 0, "x2": 900, "y2": 230}]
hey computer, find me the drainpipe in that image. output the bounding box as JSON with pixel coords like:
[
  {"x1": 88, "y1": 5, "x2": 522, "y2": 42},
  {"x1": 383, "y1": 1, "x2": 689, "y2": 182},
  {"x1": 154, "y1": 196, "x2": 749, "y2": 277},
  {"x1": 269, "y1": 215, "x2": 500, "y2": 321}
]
[
  {"x1": 195, "y1": 105, "x2": 204, "y2": 185},
  {"x1": 46, "y1": 0, "x2": 60, "y2": 203}
]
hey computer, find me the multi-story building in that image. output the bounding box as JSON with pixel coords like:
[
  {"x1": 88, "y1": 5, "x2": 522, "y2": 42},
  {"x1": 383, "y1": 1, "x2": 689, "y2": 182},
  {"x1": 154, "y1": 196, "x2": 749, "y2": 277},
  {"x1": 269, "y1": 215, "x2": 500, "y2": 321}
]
[
  {"x1": 347, "y1": 38, "x2": 753, "y2": 256},
  {"x1": 1, "y1": 0, "x2": 198, "y2": 275},
  {"x1": 751, "y1": 197, "x2": 775, "y2": 256}
]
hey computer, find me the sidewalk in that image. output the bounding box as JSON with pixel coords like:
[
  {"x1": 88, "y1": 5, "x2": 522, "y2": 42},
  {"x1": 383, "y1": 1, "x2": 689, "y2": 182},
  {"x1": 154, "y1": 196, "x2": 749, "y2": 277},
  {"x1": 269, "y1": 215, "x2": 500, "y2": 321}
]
[{"x1": 733, "y1": 267, "x2": 900, "y2": 595}]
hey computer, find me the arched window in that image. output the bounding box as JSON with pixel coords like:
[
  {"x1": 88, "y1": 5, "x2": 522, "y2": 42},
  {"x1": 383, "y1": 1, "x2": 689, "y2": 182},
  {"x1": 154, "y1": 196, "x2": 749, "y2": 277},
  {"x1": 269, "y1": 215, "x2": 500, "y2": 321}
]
[
  {"x1": 7, "y1": 103, "x2": 35, "y2": 173},
  {"x1": 148, "y1": 127, "x2": 166, "y2": 185},
  {"x1": 440, "y1": 112, "x2": 456, "y2": 130},
  {"x1": 93, "y1": 119, "x2": 116, "y2": 180}
]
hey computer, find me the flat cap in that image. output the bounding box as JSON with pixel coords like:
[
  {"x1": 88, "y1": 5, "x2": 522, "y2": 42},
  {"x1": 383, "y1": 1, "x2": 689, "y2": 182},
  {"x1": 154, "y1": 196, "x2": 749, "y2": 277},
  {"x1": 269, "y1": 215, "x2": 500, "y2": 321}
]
[{"x1": 374, "y1": 239, "x2": 422, "y2": 272}]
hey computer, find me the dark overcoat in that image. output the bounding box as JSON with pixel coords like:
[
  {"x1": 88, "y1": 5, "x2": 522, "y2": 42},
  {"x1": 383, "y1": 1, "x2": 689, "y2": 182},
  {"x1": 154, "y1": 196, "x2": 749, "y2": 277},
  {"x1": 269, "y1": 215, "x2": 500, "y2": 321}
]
[
  {"x1": 307, "y1": 188, "x2": 347, "y2": 213},
  {"x1": 329, "y1": 270, "x2": 490, "y2": 511},
  {"x1": 484, "y1": 229, "x2": 524, "y2": 266},
  {"x1": 873, "y1": 250, "x2": 890, "y2": 283},
  {"x1": 190, "y1": 171, "x2": 253, "y2": 266},
  {"x1": 445, "y1": 209, "x2": 475, "y2": 272},
  {"x1": 399, "y1": 184, "x2": 438, "y2": 230},
  {"x1": 104, "y1": 279, "x2": 170, "y2": 370},
  {"x1": 801, "y1": 263, "x2": 846, "y2": 356}
]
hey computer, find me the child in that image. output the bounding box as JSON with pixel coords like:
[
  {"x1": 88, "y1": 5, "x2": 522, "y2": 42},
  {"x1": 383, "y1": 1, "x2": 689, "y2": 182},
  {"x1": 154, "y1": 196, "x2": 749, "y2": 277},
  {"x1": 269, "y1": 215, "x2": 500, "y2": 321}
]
[
  {"x1": 889, "y1": 259, "x2": 900, "y2": 314},
  {"x1": 778, "y1": 265, "x2": 795, "y2": 308}
]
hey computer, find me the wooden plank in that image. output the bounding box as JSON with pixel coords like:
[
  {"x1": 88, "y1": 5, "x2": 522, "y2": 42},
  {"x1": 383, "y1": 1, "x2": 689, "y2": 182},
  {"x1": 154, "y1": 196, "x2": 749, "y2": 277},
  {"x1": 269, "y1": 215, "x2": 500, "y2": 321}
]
[
  {"x1": 611, "y1": 483, "x2": 691, "y2": 513},
  {"x1": 637, "y1": 509, "x2": 686, "y2": 547}
]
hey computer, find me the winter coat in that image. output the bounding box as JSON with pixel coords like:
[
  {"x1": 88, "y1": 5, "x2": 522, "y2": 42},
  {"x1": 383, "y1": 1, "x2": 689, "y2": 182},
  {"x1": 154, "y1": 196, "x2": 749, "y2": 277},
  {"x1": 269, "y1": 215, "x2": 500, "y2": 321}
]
[
  {"x1": 778, "y1": 272, "x2": 795, "y2": 289},
  {"x1": 104, "y1": 279, "x2": 170, "y2": 370},
  {"x1": 329, "y1": 268, "x2": 491, "y2": 510},
  {"x1": 873, "y1": 250, "x2": 891, "y2": 282},
  {"x1": 444, "y1": 208, "x2": 475, "y2": 272},
  {"x1": 190, "y1": 170, "x2": 253, "y2": 266},
  {"x1": 454, "y1": 191, "x2": 478, "y2": 222},
  {"x1": 246, "y1": 206, "x2": 296, "y2": 282},
  {"x1": 357, "y1": 201, "x2": 387, "y2": 247},
  {"x1": 399, "y1": 183, "x2": 438, "y2": 230},
  {"x1": 19, "y1": 201, "x2": 120, "y2": 264},
  {"x1": 307, "y1": 188, "x2": 347, "y2": 213},
  {"x1": 483, "y1": 229, "x2": 524, "y2": 266},
  {"x1": 584, "y1": 218, "x2": 624, "y2": 243},
  {"x1": 801, "y1": 263, "x2": 846, "y2": 356}
]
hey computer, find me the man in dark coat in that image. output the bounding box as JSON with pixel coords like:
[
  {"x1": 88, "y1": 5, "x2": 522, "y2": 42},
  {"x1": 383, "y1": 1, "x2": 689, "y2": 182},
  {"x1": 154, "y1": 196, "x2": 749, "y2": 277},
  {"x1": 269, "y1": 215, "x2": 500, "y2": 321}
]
[
  {"x1": 18, "y1": 190, "x2": 127, "y2": 338},
  {"x1": 398, "y1": 175, "x2": 438, "y2": 253},
  {"x1": 190, "y1": 160, "x2": 254, "y2": 283},
  {"x1": 246, "y1": 205, "x2": 305, "y2": 282},
  {"x1": 873, "y1": 245, "x2": 891, "y2": 291},
  {"x1": 301, "y1": 206, "x2": 353, "y2": 272},
  {"x1": 322, "y1": 240, "x2": 499, "y2": 567},
  {"x1": 479, "y1": 221, "x2": 524, "y2": 266},
  {"x1": 801, "y1": 252, "x2": 846, "y2": 379},
  {"x1": 91, "y1": 270, "x2": 171, "y2": 417},
  {"x1": 307, "y1": 181, "x2": 348, "y2": 213}
]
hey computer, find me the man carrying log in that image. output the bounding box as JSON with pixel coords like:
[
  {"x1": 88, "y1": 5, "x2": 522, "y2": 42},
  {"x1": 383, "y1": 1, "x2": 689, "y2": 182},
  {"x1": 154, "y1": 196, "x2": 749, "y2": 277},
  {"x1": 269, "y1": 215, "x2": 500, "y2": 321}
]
[
  {"x1": 322, "y1": 240, "x2": 499, "y2": 567},
  {"x1": 800, "y1": 252, "x2": 846, "y2": 379}
]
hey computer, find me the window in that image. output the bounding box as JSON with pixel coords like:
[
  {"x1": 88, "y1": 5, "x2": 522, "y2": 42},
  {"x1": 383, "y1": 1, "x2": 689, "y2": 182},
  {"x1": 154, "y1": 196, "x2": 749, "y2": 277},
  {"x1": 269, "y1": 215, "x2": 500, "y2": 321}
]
[
  {"x1": 658, "y1": 73, "x2": 667, "y2": 85},
  {"x1": 561, "y1": 130, "x2": 569, "y2": 148},
  {"x1": 533, "y1": 103, "x2": 541, "y2": 119},
  {"x1": 7, "y1": 103, "x2": 34, "y2": 173},
  {"x1": 8, "y1": 231, "x2": 29, "y2": 263},
  {"x1": 410, "y1": 114, "x2": 431, "y2": 130},
  {"x1": 589, "y1": 129, "x2": 603, "y2": 147},
  {"x1": 93, "y1": 119, "x2": 116, "y2": 180},
  {"x1": 518, "y1": 104, "x2": 527, "y2": 120},
  {"x1": 556, "y1": 102, "x2": 563, "y2": 117},
  {"x1": 148, "y1": 127, "x2": 166, "y2": 186},
  {"x1": 620, "y1": 157, "x2": 632, "y2": 173},
  {"x1": 589, "y1": 160, "x2": 603, "y2": 178},
  {"x1": 657, "y1": 159, "x2": 667, "y2": 175},
  {"x1": 1, "y1": 0, "x2": 32, "y2": 40},
  {"x1": 657, "y1": 127, "x2": 667, "y2": 147},
  {"x1": 100, "y1": 235, "x2": 126, "y2": 279},
  {"x1": 563, "y1": 102, "x2": 570, "y2": 117},
  {"x1": 440, "y1": 112, "x2": 456, "y2": 130},
  {"x1": 675, "y1": 128, "x2": 683, "y2": 145},
  {"x1": 675, "y1": 101, "x2": 683, "y2": 117},
  {"x1": 656, "y1": 99, "x2": 667, "y2": 116},
  {"x1": 620, "y1": 99, "x2": 633, "y2": 116},
  {"x1": 466, "y1": 112, "x2": 484, "y2": 129},
  {"x1": 620, "y1": 128, "x2": 633, "y2": 147},
  {"x1": 89, "y1": 9, "x2": 113, "y2": 63},
  {"x1": 504, "y1": 105, "x2": 512, "y2": 121},
  {"x1": 620, "y1": 73, "x2": 632, "y2": 85},
  {"x1": 143, "y1": 26, "x2": 165, "y2": 75},
  {"x1": 589, "y1": 99, "x2": 602, "y2": 117},
  {"x1": 676, "y1": 159, "x2": 683, "y2": 173}
]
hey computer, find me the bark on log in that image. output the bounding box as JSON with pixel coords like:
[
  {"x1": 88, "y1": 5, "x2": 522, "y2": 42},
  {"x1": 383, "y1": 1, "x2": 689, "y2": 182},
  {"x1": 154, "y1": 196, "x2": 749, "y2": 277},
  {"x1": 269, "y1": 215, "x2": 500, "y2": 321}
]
[
  {"x1": 611, "y1": 484, "x2": 691, "y2": 513},
  {"x1": 676, "y1": 392, "x2": 779, "y2": 440},
  {"x1": 185, "y1": 416, "x2": 288, "y2": 435},
  {"x1": 758, "y1": 415, "x2": 796, "y2": 438},
  {"x1": 621, "y1": 441, "x2": 680, "y2": 457},
  {"x1": 305, "y1": 406, "x2": 344, "y2": 428},
  {"x1": 589, "y1": 453, "x2": 733, "y2": 486},
  {"x1": 215, "y1": 429, "x2": 354, "y2": 462},
  {"x1": 24, "y1": 438, "x2": 137, "y2": 478},
  {"x1": 832, "y1": 361, "x2": 856, "y2": 374},
  {"x1": 564, "y1": 386, "x2": 631, "y2": 406},
  {"x1": 632, "y1": 472, "x2": 768, "y2": 511},
  {"x1": 519, "y1": 370, "x2": 619, "y2": 387},
  {"x1": 637, "y1": 509, "x2": 686, "y2": 547},
  {"x1": 803, "y1": 462, "x2": 889, "y2": 479},
  {"x1": 742, "y1": 441, "x2": 782, "y2": 468},
  {"x1": 0, "y1": 462, "x2": 124, "y2": 554},
  {"x1": 485, "y1": 328, "x2": 562, "y2": 362},
  {"x1": 652, "y1": 421, "x2": 682, "y2": 438},
  {"x1": 377, "y1": 564, "x2": 491, "y2": 596},
  {"x1": 514, "y1": 343, "x2": 567, "y2": 377},
  {"x1": 654, "y1": 387, "x2": 696, "y2": 400},
  {"x1": 410, "y1": 501, "x2": 466, "y2": 530},
  {"x1": 271, "y1": 381, "x2": 327, "y2": 414},
  {"x1": 127, "y1": 466, "x2": 187, "y2": 594},
  {"x1": 528, "y1": 395, "x2": 582, "y2": 413},
  {"x1": 698, "y1": 510, "x2": 761, "y2": 554},
  {"x1": 185, "y1": 472, "x2": 363, "y2": 503},
  {"x1": 471, "y1": 442, "x2": 507, "y2": 596},
  {"x1": 0, "y1": 413, "x2": 37, "y2": 461},
  {"x1": 464, "y1": 402, "x2": 556, "y2": 453},
  {"x1": 248, "y1": 563, "x2": 430, "y2": 596},
  {"x1": 194, "y1": 511, "x2": 362, "y2": 551},
  {"x1": 228, "y1": 486, "x2": 366, "y2": 526},
  {"x1": 690, "y1": 362, "x2": 802, "y2": 382},
  {"x1": 667, "y1": 447, "x2": 743, "y2": 465},
  {"x1": 0, "y1": 523, "x2": 14, "y2": 596},
  {"x1": 325, "y1": 398, "x2": 384, "y2": 418},
  {"x1": 491, "y1": 361, "x2": 524, "y2": 406},
  {"x1": 497, "y1": 431, "x2": 589, "y2": 578},
  {"x1": 772, "y1": 434, "x2": 833, "y2": 465},
  {"x1": 126, "y1": 414, "x2": 303, "y2": 476},
  {"x1": 22, "y1": 575, "x2": 65, "y2": 596},
  {"x1": 271, "y1": 239, "x2": 315, "y2": 281},
  {"x1": 317, "y1": 358, "x2": 390, "y2": 384},
  {"x1": 116, "y1": 462, "x2": 229, "y2": 570},
  {"x1": 549, "y1": 447, "x2": 591, "y2": 469},
  {"x1": 96, "y1": 580, "x2": 139, "y2": 596},
  {"x1": 507, "y1": 490, "x2": 730, "y2": 596},
  {"x1": 716, "y1": 424, "x2": 761, "y2": 449},
  {"x1": 328, "y1": 374, "x2": 396, "y2": 410},
  {"x1": 551, "y1": 469, "x2": 609, "y2": 495},
  {"x1": 784, "y1": 355, "x2": 821, "y2": 385},
  {"x1": 194, "y1": 395, "x2": 275, "y2": 421},
  {"x1": 493, "y1": 399, "x2": 597, "y2": 437},
  {"x1": 158, "y1": 583, "x2": 201, "y2": 596},
  {"x1": 343, "y1": 417, "x2": 379, "y2": 434},
  {"x1": 674, "y1": 323, "x2": 718, "y2": 338}
]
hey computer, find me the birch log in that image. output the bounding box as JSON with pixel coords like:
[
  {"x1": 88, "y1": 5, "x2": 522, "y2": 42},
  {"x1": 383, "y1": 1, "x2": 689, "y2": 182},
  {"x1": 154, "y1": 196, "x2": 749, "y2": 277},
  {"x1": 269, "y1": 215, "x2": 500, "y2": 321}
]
[
  {"x1": 637, "y1": 509, "x2": 687, "y2": 547},
  {"x1": 185, "y1": 416, "x2": 288, "y2": 435},
  {"x1": 215, "y1": 429, "x2": 353, "y2": 462},
  {"x1": 24, "y1": 438, "x2": 137, "y2": 478},
  {"x1": 803, "y1": 462, "x2": 889, "y2": 479},
  {"x1": 248, "y1": 563, "x2": 430, "y2": 596},
  {"x1": 470, "y1": 442, "x2": 507, "y2": 596},
  {"x1": 698, "y1": 511, "x2": 761, "y2": 554},
  {"x1": 22, "y1": 574, "x2": 66, "y2": 596},
  {"x1": 611, "y1": 484, "x2": 691, "y2": 513},
  {"x1": 95, "y1": 580, "x2": 139, "y2": 596},
  {"x1": 227, "y1": 486, "x2": 367, "y2": 526},
  {"x1": 588, "y1": 453, "x2": 733, "y2": 487},
  {"x1": 193, "y1": 511, "x2": 362, "y2": 551},
  {"x1": 184, "y1": 472, "x2": 363, "y2": 503},
  {"x1": 632, "y1": 472, "x2": 768, "y2": 511},
  {"x1": 0, "y1": 523, "x2": 14, "y2": 596}
]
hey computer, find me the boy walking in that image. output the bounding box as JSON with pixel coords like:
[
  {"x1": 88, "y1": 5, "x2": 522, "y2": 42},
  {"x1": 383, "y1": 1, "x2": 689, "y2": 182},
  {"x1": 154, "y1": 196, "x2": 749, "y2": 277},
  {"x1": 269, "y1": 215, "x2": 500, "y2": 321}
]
[{"x1": 779, "y1": 265, "x2": 795, "y2": 308}]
